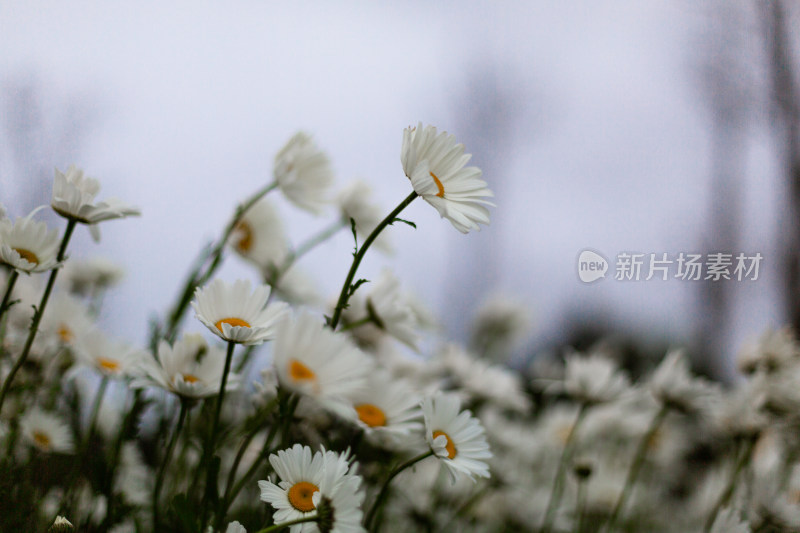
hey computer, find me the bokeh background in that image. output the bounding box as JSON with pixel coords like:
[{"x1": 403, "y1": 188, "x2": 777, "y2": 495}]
[{"x1": 2, "y1": 0, "x2": 798, "y2": 380}]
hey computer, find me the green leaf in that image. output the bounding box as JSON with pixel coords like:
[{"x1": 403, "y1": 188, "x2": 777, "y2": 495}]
[
  {"x1": 348, "y1": 278, "x2": 370, "y2": 297},
  {"x1": 391, "y1": 217, "x2": 416, "y2": 229}
]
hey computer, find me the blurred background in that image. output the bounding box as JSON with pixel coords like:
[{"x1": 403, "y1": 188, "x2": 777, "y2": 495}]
[{"x1": 1, "y1": 0, "x2": 798, "y2": 381}]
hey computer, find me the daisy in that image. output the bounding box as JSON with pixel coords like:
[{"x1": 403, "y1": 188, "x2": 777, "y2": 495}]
[
  {"x1": 0, "y1": 208, "x2": 61, "y2": 273},
  {"x1": 226, "y1": 522, "x2": 247, "y2": 533},
  {"x1": 562, "y1": 351, "x2": 630, "y2": 405},
  {"x1": 40, "y1": 292, "x2": 95, "y2": 347},
  {"x1": 401, "y1": 123, "x2": 494, "y2": 233},
  {"x1": 648, "y1": 349, "x2": 719, "y2": 414},
  {"x1": 345, "y1": 371, "x2": 422, "y2": 448},
  {"x1": 336, "y1": 180, "x2": 392, "y2": 253},
  {"x1": 363, "y1": 269, "x2": 419, "y2": 349},
  {"x1": 61, "y1": 256, "x2": 125, "y2": 296},
  {"x1": 49, "y1": 516, "x2": 74, "y2": 533},
  {"x1": 192, "y1": 279, "x2": 289, "y2": 345},
  {"x1": 51, "y1": 165, "x2": 140, "y2": 240},
  {"x1": 274, "y1": 132, "x2": 334, "y2": 216},
  {"x1": 258, "y1": 445, "x2": 360, "y2": 532},
  {"x1": 131, "y1": 333, "x2": 239, "y2": 398},
  {"x1": 737, "y1": 326, "x2": 799, "y2": 375},
  {"x1": 422, "y1": 392, "x2": 492, "y2": 483},
  {"x1": 228, "y1": 196, "x2": 289, "y2": 274},
  {"x1": 20, "y1": 406, "x2": 74, "y2": 453},
  {"x1": 272, "y1": 311, "x2": 371, "y2": 418},
  {"x1": 313, "y1": 462, "x2": 366, "y2": 533},
  {"x1": 72, "y1": 329, "x2": 143, "y2": 378}
]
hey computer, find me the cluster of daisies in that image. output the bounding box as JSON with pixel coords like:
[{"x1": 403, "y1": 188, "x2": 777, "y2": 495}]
[{"x1": 5, "y1": 124, "x2": 797, "y2": 533}]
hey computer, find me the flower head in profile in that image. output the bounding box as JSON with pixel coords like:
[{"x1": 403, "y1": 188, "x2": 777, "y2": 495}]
[
  {"x1": 192, "y1": 279, "x2": 289, "y2": 345},
  {"x1": 51, "y1": 165, "x2": 140, "y2": 240},
  {"x1": 72, "y1": 329, "x2": 143, "y2": 379},
  {"x1": 228, "y1": 196, "x2": 290, "y2": 274},
  {"x1": 131, "y1": 333, "x2": 239, "y2": 398},
  {"x1": 422, "y1": 392, "x2": 492, "y2": 483},
  {"x1": 20, "y1": 407, "x2": 74, "y2": 454},
  {"x1": 562, "y1": 351, "x2": 630, "y2": 405},
  {"x1": 401, "y1": 123, "x2": 493, "y2": 233},
  {"x1": 0, "y1": 207, "x2": 62, "y2": 273},
  {"x1": 274, "y1": 132, "x2": 334, "y2": 216},
  {"x1": 649, "y1": 349, "x2": 719, "y2": 414},
  {"x1": 336, "y1": 180, "x2": 392, "y2": 253}
]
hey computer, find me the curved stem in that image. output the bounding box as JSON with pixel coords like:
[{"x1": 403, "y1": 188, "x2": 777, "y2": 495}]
[
  {"x1": 365, "y1": 450, "x2": 434, "y2": 531},
  {"x1": 163, "y1": 181, "x2": 278, "y2": 343},
  {"x1": 0, "y1": 219, "x2": 76, "y2": 414},
  {"x1": 272, "y1": 219, "x2": 346, "y2": 284},
  {"x1": 0, "y1": 269, "x2": 20, "y2": 325},
  {"x1": 153, "y1": 398, "x2": 189, "y2": 529},
  {"x1": 225, "y1": 418, "x2": 281, "y2": 513},
  {"x1": 254, "y1": 514, "x2": 319, "y2": 533},
  {"x1": 540, "y1": 402, "x2": 590, "y2": 533},
  {"x1": 604, "y1": 404, "x2": 668, "y2": 533},
  {"x1": 85, "y1": 375, "x2": 109, "y2": 448},
  {"x1": 328, "y1": 191, "x2": 417, "y2": 330},
  {"x1": 339, "y1": 316, "x2": 373, "y2": 332},
  {"x1": 703, "y1": 435, "x2": 756, "y2": 533}
]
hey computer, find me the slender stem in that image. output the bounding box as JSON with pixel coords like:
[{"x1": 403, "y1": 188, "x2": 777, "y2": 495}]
[
  {"x1": 0, "y1": 269, "x2": 20, "y2": 325},
  {"x1": 574, "y1": 478, "x2": 588, "y2": 533},
  {"x1": 329, "y1": 191, "x2": 418, "y2": 330},
  {"x1": 200, "y1": 340, "x2": 237, "y2": 529},
  {"x1": 226, "y1": 419, "x2": 281, "y2": 512},
  {"x1": 85, "y1": 375, "x2": 109, "y2": 448},
  {"x1": 163, "y1": 181, "x2": 278, "y2": 343},
  {"x1": 339, "y1": 316, "x2": 373, "y2": 332},
  {"x1": 254, "y1": 515, "x2": 319, "y2": 533},
  {"x1": 365, "y1": 450, "x2": 434, "y2": 531},
  {"x1": 153, "y1": 398, "x2": 189, "y2": 529},
  {"x1": 703, "y1": 435, "x2": 756, "y2": 533},
  {"x1": 273, "y1": 219, "x2": 346, "y2": 282},
  {"x1": 540, "y1": 402, "x2": 590, "y2": 533},
  {"x1": 604, "y1": 404, "x2": 669, "y2": 533},
  {"x1": 0, "y1": 219, "x2": 76, "y2": 414}
]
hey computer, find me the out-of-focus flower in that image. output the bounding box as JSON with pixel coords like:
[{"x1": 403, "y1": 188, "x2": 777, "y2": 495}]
[
  {"x1": 61, "y1": 256, "x2": 125, "y2": 296},
  {"x1": 336, "y1": 179, "x2": 391, "y2": 253},
  {"x1": 274, "y1": 132, "x2": 334, "y2": 216},
  {"x1": 72, "y1": 329, "x2": 143, "y2": 378},
  {"x1": 710, "y1": 507, "x2": 751, "y2": 533},
  {"x1": 20, "y1": 407, "x2": 74, "y2": 454},
  {"x1": 40, "y1": 292, "x2": 95, "y2": 347},
  {"x1": 51, "y1": 165, "x2": 140, "y2": 240},
  {"x1": 469, "y1": 294, "x2": 531, "y2": 362},
  {"x1": 562, "y1": 351, "x2": 630, "y2": 405},
  {"x1": 401, "y1": 123, "x2": 493, "y2": 233},
  {"x1": 737, "y1": 326, "x2": 799, "y2": 376},
  {"x1": 422, "y1": 392, "x2": 492, "y2": 483},
  {"x1": 132, "y1": 333, "x2": 238, "y2": 398},
  {"x1": 0, "y1": 208, "x2": 61, "y2": 273},
  {"x1": 225, "y1": 522, "x2": 247, "y2": 533},
  {"x1": 364, "y1": 269, "x2": 418, "y2": 349},
  {"x1": 192, "y1": 279, "x2": 288, "y2": 345},
  {"x1": 272, "y1": 311, "x2": 371, "y2": 419},
  {"x1": 48, "y1": 516, "x2": 74, "y2": 533},
  {"x1": 649, "y1": 349, "x2": 719, "y2": 414},
  {"x1": 229, "y1": 196, "x2": 289, "y2": 274}
]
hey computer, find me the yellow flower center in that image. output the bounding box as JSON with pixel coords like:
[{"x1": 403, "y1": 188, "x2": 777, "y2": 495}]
[
  {"x1": 355, "y1": 403, "x2": 387, "y2": 427},
  {"x1": 433, "y1": 430, "x2": 457, "y2": 459},
  {"x1": 215, "y1": 317, "x2": 251, "y2": 333},
  {"x1": 32, "y1": 430, "x2": 51, "y2": 450},
  {"x1": 234, "y1": 221, "x2": 253, "y2": 253},
  {"x1": 98, "y1": 358, "x2": 120, "y2": 373},
  {"x1": 182, "y1": 373, "x2": 200, "y2": 384},
  {"x1": 287, "y1": 481, "x2": 318, "y2": 512},
  {"x1": 430, "y1": 171, "x2": 445, "y2": 198},
  {"x1": 58, "y1": 325, "x2": 73, "y2": 343},
  {"x1": 289, "y1": 359, "x2": 316, "y2": 383},
  {"x1": 13, "y1": 248, "x2": 39, "y2": 266}
]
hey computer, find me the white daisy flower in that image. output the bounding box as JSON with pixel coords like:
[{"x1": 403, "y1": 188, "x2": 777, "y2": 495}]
[
  {"x1": 131, "y1": 333, "x2": 239, "y2": 398},
  {"x1": 336, "y1": 180, "x2": 392, "y2": 253},
  {"x1": 710, "y1": 507, "x2": 751, "y2": 533},
  {"x1": 272, "y1": 311, "x2": 372, "y2": 419},
  {"x1": 0, "y1": 208, "x2": 61, "y2": 273},
  {"x1": 225, "y1": 522, "x2": 247, "y2": 533},
  {"x1": 562, "y1": 351, "x2": 630, "y2": 405},
  {"x1": 228, "y1": 196, "x2": 289, "y2": 274},
  {"x1": 469, "y1": 294, "x2": 531, "y2": 362},
  {"x1": 20, "y1": 406, "x2": 74, "y2": 453},
  {"x1": 258, "y1": 445, "x2": 359, "y2": 532},
  {"x1": 51, "y1": 165, "x2": 140, "y2": 240},
  {"x1": 49, "y1": 516, "x2": 74, "y2": 532},
  {"x1": 61, "y1": 256, "x2": 125, "y2": 296},
  {"x1": 401, "y1": 123, "x2": 494, "y2": 233},
  {"x1": 422, "y1": 392, "x2": 492, "y2": 483},
  {"x1": 313, "y1": 462, "x2": 366, "y2": 533},
  {"x1": 72, "y1": 329, "x2": 143, "y2": 378},
  {"x1": 192, "y1": 279, "x2": 289, "y2": 345},
  {"x1": 274, "y1": 132, "x2": 334, "y2": 216},
  {"x1": 40, "y1": 292, "x2": 95, "y2": 346},
  {"x1": 345, "y1": 371, "x2": 422, "y2": 448},
  {"x1": 649, "y1": 349, "x2": 719, "y2": 414},
  {"x1": 363, "y1": 269, "x2": 419, "y2": 349},
  {"x1": 737, "y1": 326, "x2": 799, "y2": 376}
]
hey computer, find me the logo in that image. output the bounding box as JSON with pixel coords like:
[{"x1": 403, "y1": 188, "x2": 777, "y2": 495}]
[{"x1": 577, "y1": 249, "x2": 608, "y2": 283}]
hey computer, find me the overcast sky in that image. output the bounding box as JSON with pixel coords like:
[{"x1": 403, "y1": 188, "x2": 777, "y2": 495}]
[{"x1": 0, "y1": 1, "x2": 789, "y2": 378}]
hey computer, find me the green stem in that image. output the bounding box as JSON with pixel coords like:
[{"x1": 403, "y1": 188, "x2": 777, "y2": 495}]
[
  {"x1": 574, "y1": 478, "x2": 588, "y2": 533},
  {"x1": 254, "y1": 514, "x2": 319, "y2": 533},
  {"x1": 604, "y1": 405, "x2": 669, "y2": 533},
  {"x1": 226, "y1": 420, "x2": 281, "y2": 511},
  {"x1": 163, "y1": 181, "x2": 278, "y2": 343},
  {"x1": 200, "y1": 340, "x2": 237, "y2": 529},
  {"x1": 0, "y1": 219, "x2": 76, "y2": 414},
  {"x1": 328, "y1": 191, "x2": 417, "y2": 330},
  {"x1": 153, "y1": 398, "x2": 189, "y2": 529},
  {"x1": 0, "y1": 269, "x2": 20, "y2": 325},
  {"x1": 85, "y1": 375, "x2": 109, "y2": 448},
  {"x1": 540, "y1": 402, "x2": 590, "y2": 533},
  {"x1": 272, "y1": 219, "x2": 346, "y2": 283},
  {"x1": 339, "y1": 316, "x2": 373, "y2": 332},
  {"x1": 703, "y1": 435, "x2": 756, "y2": 533},
  {"x1": 365, "y1": 450, "x2": 434, "y2": 531}
]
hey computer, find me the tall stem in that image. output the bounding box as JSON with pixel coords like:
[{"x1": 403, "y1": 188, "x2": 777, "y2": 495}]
[
  {"x1": 85, "y1": 375, "x2": 109, "y2": 448},
  {"x1": 540, "y1": 403, "x2": 590, "y2": 533},
  {"x1": 0, "y1": 269, "x2": 20, "y2": 325},
  {"x1": 329, "y1": 191, "x2": 417, "y2": 330},
  {"x1": 254, "y1": 515, "x2": 319, "y2": 533},
  {"x1": 153, "y1": 398, "x2": 189, "y2": 529},
  {"x1": 163, "y1": 181, "x2": 278, "y2": 343},
  {"x1": 604, "y1": 404, "x2": 669, "y2": 533},
  {"x1": 703, "y1": 435, "x2": 756, "y2": 533},
  {"x1": 0, "y1": 219, "x2": 76, "y2": 414},
  {"x1": 365, "y1": 450, "x2": 434, "y2": 531}
]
